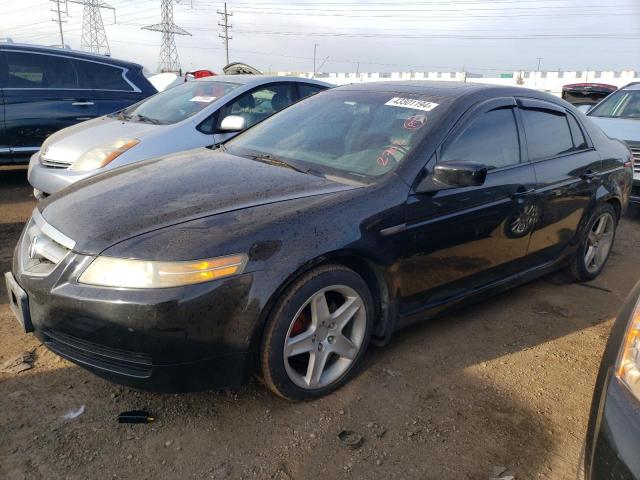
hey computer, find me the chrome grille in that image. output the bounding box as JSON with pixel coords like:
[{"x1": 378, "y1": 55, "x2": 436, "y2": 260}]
[
  {"x1": 631, "y1": 146, "x2": 640, "y2": 175},
  {"x1": 41, "y1": 157, "x2": 72, "y2": 169},
  {"x1": 19, "y1": 209, "x2": 74, "y2": 277}
]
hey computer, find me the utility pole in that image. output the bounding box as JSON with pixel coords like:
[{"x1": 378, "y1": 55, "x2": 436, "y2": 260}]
[
  {"x1": 313, "y1": 43, "x2": 318, "y2": 76},
  {"x1": 68, "y1": 0, "x2": 116, "y2": 55},
  {"x1": 536, "y1": 57, "x2": 543, "y2": 72},
  {"x1": 51, "y1": 0, "x2": 67, "y2": 47},
  {"x1": 217, "y1": 2, "x2": 232, "y2": 65},
  {"x1": 142, "y1": 0, "x2": 191, "y2": 73}
]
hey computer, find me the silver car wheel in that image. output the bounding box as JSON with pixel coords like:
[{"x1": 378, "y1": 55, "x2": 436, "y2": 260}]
[
  {"x1": 283, "y1": 285, "x2": 367, "y2": 390},
  {"x1": 584, "y1": 212, "x2": 614, "y2": 273}
]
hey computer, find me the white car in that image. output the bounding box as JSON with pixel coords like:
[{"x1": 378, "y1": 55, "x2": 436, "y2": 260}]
[
  {"x1": 28, "y1": 75, "x2": 330, "y2": 198},
  {"x1": 586, "y1": 82, "x2": 640, "y2": 202}
]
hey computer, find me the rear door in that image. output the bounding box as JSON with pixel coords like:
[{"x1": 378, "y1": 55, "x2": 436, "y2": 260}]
[
  {"x1": 3, "y1": 49, "x2": 97, "y2": 158},
  {"x1": 0, "y1": 51, "x2": 8, "y2": 162},
  {"x1": 518, "y1": 98, "x2": 602, "y2": 263},
  {"x1": 401, "y1": 98, "x2": 538, "y2": 311},
  {"x1": 74, "y1": 58, "x2": 144, "y2": 116}
]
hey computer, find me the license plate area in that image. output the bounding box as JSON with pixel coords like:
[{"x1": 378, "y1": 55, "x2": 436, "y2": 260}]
[{"x1": 4, "y1": 272, "x2": 34, "y2": 333}]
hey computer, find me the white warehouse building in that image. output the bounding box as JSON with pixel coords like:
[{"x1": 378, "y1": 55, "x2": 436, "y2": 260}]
[{"x1": 277, "y1": 70, "x2": 640, "y2": 97}]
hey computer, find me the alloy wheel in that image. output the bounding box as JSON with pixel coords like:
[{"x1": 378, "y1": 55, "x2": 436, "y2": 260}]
[
  {"x1": 584, "y1": 212, "x2": 615, "y2": 273},
  {"x1": 283, "y1": 285, "x2": 367, "y2": 390}
]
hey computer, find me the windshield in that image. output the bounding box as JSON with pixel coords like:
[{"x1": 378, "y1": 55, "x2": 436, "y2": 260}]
[
  {"x1": 588, "y1": 89, "x2": 640, "y2": 120},
  {"x1": 225, "y1": 89, "x2": 450, "y2": 182},
  {"x1": 116, "y1": 80, "x2": 241, "y2": 125}
]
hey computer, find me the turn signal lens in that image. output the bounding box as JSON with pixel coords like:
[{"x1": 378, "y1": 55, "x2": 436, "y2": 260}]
[
  {"x1": 79, "y1": 254, "x2": 248, "y2": 288},
  {"x1": 71, "y1": 139, "x2": 140, "y2": 172},
  {"x1": 616, "y1": 297, "x2": 640, "y2": 400}
]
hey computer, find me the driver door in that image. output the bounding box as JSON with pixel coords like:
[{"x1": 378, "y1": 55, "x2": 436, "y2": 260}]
[{"x1": 400, "y1": 98, "x2": 538, "y2": 312}]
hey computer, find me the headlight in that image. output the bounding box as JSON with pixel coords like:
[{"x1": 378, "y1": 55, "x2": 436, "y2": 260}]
[
  {"x1": 71, "y1": 139, "x2": 139, "y2": 172},
  {"x1": 78, "y1": 254, "x2": 248, "y2": 288},
  {"x1": 616, "y1": 296, "x2": 640, "y2": 399}
]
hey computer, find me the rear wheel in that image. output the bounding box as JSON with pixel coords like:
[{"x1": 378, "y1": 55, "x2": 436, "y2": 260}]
[
  {"x1": 569, "y1": 203, "x2": 617, "y2": 281},
  {"x1": 260, "y1": 265, "x2": 374, "y2": 400}
]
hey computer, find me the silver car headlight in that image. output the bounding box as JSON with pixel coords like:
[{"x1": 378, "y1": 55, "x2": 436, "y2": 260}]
[
  {"x1": 616, "y1": 296, "x2": 640, "y2": 400},
  {"x1": 71, "y1": 138, "x2": 140, "y2": 172},
  {"x1": 78, "y1": 254, "x2": 248, "y2": 288}
]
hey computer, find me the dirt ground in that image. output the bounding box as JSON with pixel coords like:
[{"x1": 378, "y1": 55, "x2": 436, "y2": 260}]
[{"x1": 1, "y1": 166, "x2": 640, "y2": 480}]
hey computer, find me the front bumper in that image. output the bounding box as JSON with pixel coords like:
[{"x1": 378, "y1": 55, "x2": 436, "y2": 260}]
[
  {"x1": 27, "y1": 152, "x2": 92, "y2": 197},
  {"x1": 586, "y1": 372, "x2": 640, "y2": 480},
  {"x1": 631, "y1": 178, "x2": 640, "y2": 204},
  {"x1": 11, "y1": 249, "x2": 262, "y2": 392}
]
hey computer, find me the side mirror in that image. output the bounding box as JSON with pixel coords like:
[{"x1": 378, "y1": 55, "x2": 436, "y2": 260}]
[
  {"x1": 219, "y1": 115, "x2": 247, "y2": 132},
  {"x1": 576, "y1": 104, "x2": 591, "y2": 114},
  {"x1": 416, "y1": 161, "x2": 488, "y2": 193}
]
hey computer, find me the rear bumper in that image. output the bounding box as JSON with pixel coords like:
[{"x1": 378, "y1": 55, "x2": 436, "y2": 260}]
[{"x1": 586, "y1": 372, "x2": 640, "y2": 480}]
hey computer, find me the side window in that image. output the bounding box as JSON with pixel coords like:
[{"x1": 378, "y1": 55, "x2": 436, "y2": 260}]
[
  {"x1": 520, "y1": 108, "x2": 573, "y2": 160},
  {"x1": 74, "y1": 60, "x2": 132, "y2": 91},
  {"x1": 567, "y1": 114, "x2": 588, "y2": 150},
  {"x1": 6, "y1": 52, "x2": 77, "y2": 89},
  {"x1": 218, "y1": 84, "x2": 295, "y2": 130},
  {"x1": 197, "y1": 112, "x2": 218, "y2": 134},
  {"x1": 440, "y1": 108, "x2": 520, "y2": 170},
  {"x1": 298, "y1": 84, "x2": 325, "y2": 100}
]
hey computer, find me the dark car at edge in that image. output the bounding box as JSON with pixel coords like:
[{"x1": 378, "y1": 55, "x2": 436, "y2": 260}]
[
  {"x1": 0, "y1": 43, "x2": 156, "y2": 165},
  {"x1": 585, "y1": 281, "x2": 640, "y2": 480},
  {"x1": 4, "y1": 81, "x2": 633, "y2": 400}
]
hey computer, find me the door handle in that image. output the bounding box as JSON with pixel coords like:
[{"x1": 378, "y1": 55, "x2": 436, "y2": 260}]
[
  {"x1": 511, "y1": 188, "x2": 535, "y2": 204},
  {"x1": 581, "y1": 170, "x2": 599, "y2": 181},
  {"x1": 71, "y1": 101, "x2": 94, "y2": 106}
]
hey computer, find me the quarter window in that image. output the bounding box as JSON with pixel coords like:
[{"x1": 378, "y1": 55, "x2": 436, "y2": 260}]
[
  {"x1": 298, "y1": 84, "x2": 325, "y2": 100},
  {"x1": 567, "y1": 114, "x2": 588, "y2": 150},
  {"x1": 441, "y1": 108, "x2": 521, "y2": 170},
  {"x1": 6, "y1": 51, "x2": 77, "y2": 89},
  {"x1": 218, "y1": 84, "x2": 295, "y2": 130},
  {"x1": 520, "y1": 108, "x2": 573, "y2": 160},
  {"x1": 74, "y1": 60, "x2": 132, "y2": 91}
]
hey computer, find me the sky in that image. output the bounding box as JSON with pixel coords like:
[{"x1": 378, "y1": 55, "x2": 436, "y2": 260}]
[{"x1": 1, "y1": 0, "x2": 639, "y2": 75}]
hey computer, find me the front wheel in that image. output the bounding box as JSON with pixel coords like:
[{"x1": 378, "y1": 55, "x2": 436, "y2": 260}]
[
  {"x1": 569, "y1": 203, "x2": 617, "y2": 282},
  {"x1": 260, "y1": 265, "x2": 374, "y2": 400}
]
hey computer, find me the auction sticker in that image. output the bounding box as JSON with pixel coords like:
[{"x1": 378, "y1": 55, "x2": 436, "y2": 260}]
[
  {"x1": 189, "y1": 96, "x2": 217, "y2": 103},
  {"x1": 385, "y1": 97, "x2": 439, "y2": 112}
]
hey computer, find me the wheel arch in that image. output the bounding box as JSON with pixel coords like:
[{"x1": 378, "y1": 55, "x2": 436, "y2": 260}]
[{"x1": 247, "y1": 249, "x2": 397, "y2": 373}]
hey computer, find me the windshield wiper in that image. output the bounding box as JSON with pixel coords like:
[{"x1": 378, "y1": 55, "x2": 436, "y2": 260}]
[
  {"x1": 249, "y1": 153, "x2": 309, "y2": 174},
  {"x1": 133, "y1": 114, "x2": 161, "y2": 125},
  {"x1": 115, "y1": 111, "x2": 131, "y2": 121}
]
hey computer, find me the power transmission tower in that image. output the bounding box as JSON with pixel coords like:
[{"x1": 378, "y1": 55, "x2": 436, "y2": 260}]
[
  {"x1": 142, "y1": 0, "x2": 191, "y2": 73},
  {"x1": 217, "y1": 2, "x2": 232, "y2": 65},
  {"x1": 50, "y1": 0, "x2": 68, "y2": 48},
  {"x1": 68, "y1": 0, "x2": 116, "y2": 55}
]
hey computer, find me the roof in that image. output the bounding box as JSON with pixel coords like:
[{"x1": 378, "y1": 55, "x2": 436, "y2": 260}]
[
  {"x1": 621, "y1": 82, "x2": 640, "y2": 91},
  {"x1": 335, "y1": 80, "x2": 517, "y2": 96},
  {"x1": 0, "y1": 42, "x2": 143, "y2": 69},
  {"x1": 194, "y1": 74, "x2": 332, "y2": 87}
]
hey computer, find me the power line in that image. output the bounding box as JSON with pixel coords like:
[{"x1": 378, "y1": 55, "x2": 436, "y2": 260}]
[
  {"x1": 142, "y1": 0, "x2": 192, "y2": 72},
  {"x1": 217, "y1": 2, "x2": 232, "y2": 65}
]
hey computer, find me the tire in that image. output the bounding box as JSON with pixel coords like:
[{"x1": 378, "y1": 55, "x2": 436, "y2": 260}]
[
  {"x1": 260, "y1": 264, "x2": 374, "y2": 401},
  {"x1": 569, "y1": 203, "x2": 617, "y2": 282}
]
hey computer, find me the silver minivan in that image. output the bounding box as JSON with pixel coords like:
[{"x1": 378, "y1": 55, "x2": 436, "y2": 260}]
[{"x1": 28, "y1": 75, "x2": 330, "y2": 198}]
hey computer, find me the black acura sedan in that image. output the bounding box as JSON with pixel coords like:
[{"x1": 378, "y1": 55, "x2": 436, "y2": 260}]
[
  {"x1": 585, "y1": 281, "x2": 640, "y2": 479},
  {"x1": 4, "y1": 82, "x2": 633, "y2": 400}
]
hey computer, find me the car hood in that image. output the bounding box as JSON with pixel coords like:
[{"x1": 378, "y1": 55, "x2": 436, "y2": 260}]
[
  {"x1": 588, "y1": 116, "x2": 640, "y2": 143},
  {"x1": 42, "y1": 116, "x2": 162, "y2": 164},
  {"x1": 39, "y1": 148, "x2": 358, "y2": 255}
]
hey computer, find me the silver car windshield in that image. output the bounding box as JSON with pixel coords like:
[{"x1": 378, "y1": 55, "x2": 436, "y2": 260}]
[
  {"x1": 118, "y1": 80, "x2": 241, "y2": 125},
  {"x1": 225, "y1": 90, "x2": 450, "y2": 182},
  {"x1": 589, "y1": 90, "x2": 640, "y2": 120}
]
